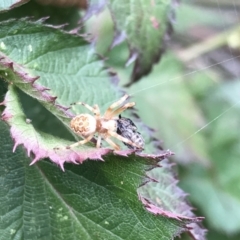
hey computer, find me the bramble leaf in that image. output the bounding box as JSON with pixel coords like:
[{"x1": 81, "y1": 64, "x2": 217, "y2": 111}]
[
  {"x1": 86, "y1": 0, "x2": 175, "y2": 85},
  {"x1": 139, "y1": 160, "x2": 206, "y2": 240},
  {"x1": 0, "y1": 18, "x2": 120, "y2": 120},
  {"x1": 0, "y1": 18, "x2": 174, "y2": 166},
  {"x1": 0, "y1": 119, "x2": 192, "y2": 240},
  {"x1": 0, "y1": 18, "x2": 122, "y2": 166},
  {"x1": 2, "y1": 86, "x2": 111, "y2": 170},
  {"x1": 0, "y1": 17, "x2": 204, "y2": 240}
]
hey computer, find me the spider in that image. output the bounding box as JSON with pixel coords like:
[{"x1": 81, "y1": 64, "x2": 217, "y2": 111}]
[
  {"x1": 117, "y1": 115, "x2": 144, "y2": 151},
  {"x1": 62, "y1": 94, "x2": 143, "y2": 151}
]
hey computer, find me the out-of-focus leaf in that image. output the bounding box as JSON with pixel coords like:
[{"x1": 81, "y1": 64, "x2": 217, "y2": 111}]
[
  {"x1": 208, "y1": 229, "x2": 240, "y2": 240},
  {"x1": 0, "y1": 119, "x2": 191, "y2": 240},
  {"x1": 86, "y1": 0, "x2": 175, "y2": 85},
  {"x1": 85, "y1": 7, "x2": 115, "y2": 56},
  {"x1": 84, "y1": 0, "x2": 106, "y2": 20},
  {"x1": 123, "y1": 54, "x2": 210, "y2": 165},
  {"x1": 176, "y1": 2, "x2": 228, "y2": 34},
  {"x1": 0, "y1": 0, "x2": 29, "y2": 12},
  {"x1": 108, "y1": 0, "x2": 174, "y2": 85},
  {"x1": 181, "y1": 81, "x2": 240, "y2": 234}
]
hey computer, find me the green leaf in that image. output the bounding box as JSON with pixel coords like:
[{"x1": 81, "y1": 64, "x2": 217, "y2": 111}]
[
  {"x1": 0, "y1": 18, "x2": 123, "y2": 165},
  {"x1": 0, "y1": 18, "x2": 175, "y2": 166},
  {"x1": 0, "y1": 18, "x2": 119, "y2": 115},
  {"x1": 0, "y1": 0, "x2": 80, "y2": 29},
  {"x1": 175, "y1": 2, "x2": 226, "y2": 33},
  {"x1": 181, "y1": 81, "x2": 240, "y2": 234},
  {"x1": 0, "y1": 119, "x2": 190, "y2": 239},
  {"x1": 0, "y1": 18, "x2": 203, "y2": 239},
  {"x1": 0, "y1": 0, "x2": 29, "y2": 12}
]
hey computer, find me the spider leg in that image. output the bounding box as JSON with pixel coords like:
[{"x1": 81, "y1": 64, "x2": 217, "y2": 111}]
[
  {"x1": 108, "y1": 131, "x2": 142, "y2": 149},
  {"x1": 65, "y1": 134, "x2": 95, "y2": 149},
  {"x1": 96, "y1": 135, "x2": 102, "y2": 148},
  {"x1": 108, "y1": 102, "x2": 135, "y2": 118},
  {"x1": 71, "y1": 102, "x2": 100, "y2": 116},
  {"x1": 104, "y1": 94, "x2": 129, "y2": 118},
  {"x1": 104, "y1": 137, "x2": 120, "y2": 150}
]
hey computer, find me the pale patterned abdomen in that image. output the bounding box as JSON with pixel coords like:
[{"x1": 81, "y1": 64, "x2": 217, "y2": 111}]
[{"x1": 70, "y1": 114, "x2": 96, "y2": 137}]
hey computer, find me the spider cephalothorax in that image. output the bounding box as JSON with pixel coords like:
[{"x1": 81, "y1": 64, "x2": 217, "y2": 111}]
[{"x1": 64, "y1": 95, "x2": 143, "y2": 151}]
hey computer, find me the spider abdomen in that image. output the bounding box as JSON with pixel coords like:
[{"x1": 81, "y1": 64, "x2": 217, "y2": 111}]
[{"x1": 70, "y1": 114, "x2": 96, "y2": 137}]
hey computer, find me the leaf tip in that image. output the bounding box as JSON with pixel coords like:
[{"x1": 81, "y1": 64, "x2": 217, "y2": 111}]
[{"x1": 37, "y1": 16, "x2": 50, "y2": 23}]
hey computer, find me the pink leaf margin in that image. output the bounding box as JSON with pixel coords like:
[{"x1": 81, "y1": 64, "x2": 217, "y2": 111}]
[
  {"x1": 138, "y1": 159, "x2": 207, "y2": 240},
  {"x1": 139, "y1": 195, "x2": 206, "y2": 240},
  {"x1": 0, "y1": 56, "x2": 74, "y2": 119},
  {"x1": 123, "y1": 112, "x2": 207, "y2": 240},
  {"x1": 1, "y1": 86, "x2": 112, "y2": 170},
  {"x1": 139, "y1": 195, "x2": 203, "y2": 222}
]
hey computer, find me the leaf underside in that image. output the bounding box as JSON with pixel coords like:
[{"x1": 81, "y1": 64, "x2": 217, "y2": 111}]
[{"x1": 139, "y1": 160, "x2": 206, "y2": 240}]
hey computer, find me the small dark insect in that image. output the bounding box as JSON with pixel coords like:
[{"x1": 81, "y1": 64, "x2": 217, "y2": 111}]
[{"x1": 117, "y1": 115, "x2": 144, "y2": 151}]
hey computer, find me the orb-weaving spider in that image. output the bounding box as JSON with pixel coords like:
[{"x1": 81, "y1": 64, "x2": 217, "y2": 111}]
[{"x1": 62, "y1": 95, "x2": 143, "y2": 151}]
